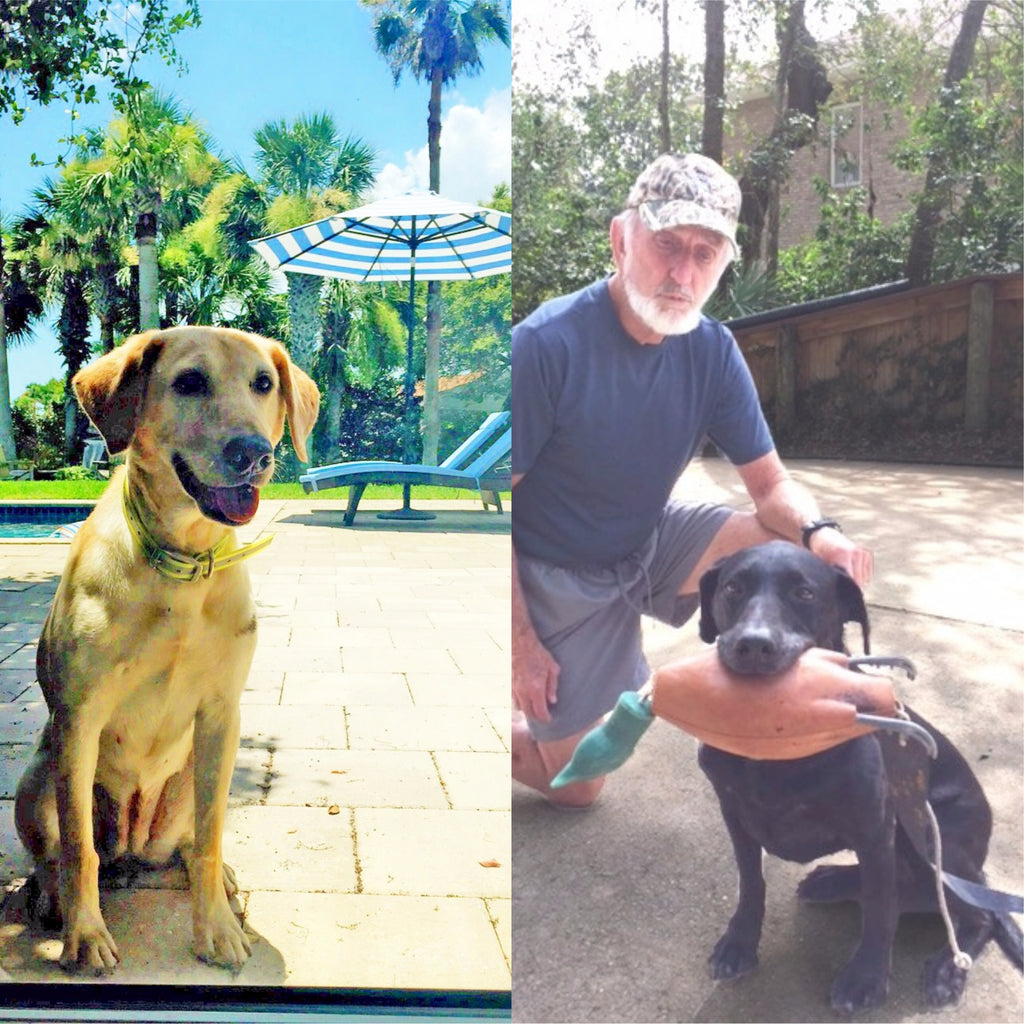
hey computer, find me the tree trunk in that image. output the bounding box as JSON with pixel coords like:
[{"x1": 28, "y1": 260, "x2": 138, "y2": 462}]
[
  {"x1": 422, "y1": 67, "x2": 445, "y2": 465},
  {"x1": 0, "y1": 228, "x2": 16, "y2": 462},
  {"x1": 136, "y1": 210, "x2": 160, "y2": 330},
  {"x1": 702, "y1": 0, "x2": 726, "y2": 163},
  {"x1": 905, "y1": 0, "x2": 989, "y2": 287},
  {"x1": 285, "y1": 271, "x2": 324, "y2": 378},
  {"x1": 658, "y1": 0, "x2": 671, "y2": 152}
]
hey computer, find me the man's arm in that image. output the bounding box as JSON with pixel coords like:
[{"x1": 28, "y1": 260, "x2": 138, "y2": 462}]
[
  {"x1": 510, "y1": 474, "x2": 560, "y2": 722},
  {"x1": 736, "y1": 450, "x2": 873, "y2": 587}
]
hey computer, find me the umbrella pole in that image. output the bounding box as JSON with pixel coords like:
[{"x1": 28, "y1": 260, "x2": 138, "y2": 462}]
[{"x1": 378, "y1": 264, "x2": 435, "y2": 522}]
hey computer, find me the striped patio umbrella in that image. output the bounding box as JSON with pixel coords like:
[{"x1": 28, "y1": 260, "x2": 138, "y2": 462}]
[{"x1": 250, "y1": 191, "x2": 511, "y2": 520}]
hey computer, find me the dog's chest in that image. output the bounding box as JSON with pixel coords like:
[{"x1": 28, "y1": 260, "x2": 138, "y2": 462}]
[{"x1": 700, "y1": 741, "x2": 887, "y2": 863}]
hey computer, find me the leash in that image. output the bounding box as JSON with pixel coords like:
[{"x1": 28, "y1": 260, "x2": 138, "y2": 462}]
[{"x1": 122, "y1": 475, "x2": 273, "y2": 582}]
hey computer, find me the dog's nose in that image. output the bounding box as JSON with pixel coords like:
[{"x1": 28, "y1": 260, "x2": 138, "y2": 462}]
[
  {"x1": 730, "y1": 629, "x2": 780, "y2": 673},
  {"x1": 223, "y1": 435, "x2": 273, "y2": 479}
]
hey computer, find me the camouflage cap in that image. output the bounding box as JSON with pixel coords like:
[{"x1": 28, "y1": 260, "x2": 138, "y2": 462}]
[{"x1": 626, "y1": 153, "x2": 741, "y2": 260}]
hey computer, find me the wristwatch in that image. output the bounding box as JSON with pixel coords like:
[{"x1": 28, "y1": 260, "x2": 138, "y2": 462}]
[{"x1": 801, "y1": 518, "x2": 842, "y2": 549}]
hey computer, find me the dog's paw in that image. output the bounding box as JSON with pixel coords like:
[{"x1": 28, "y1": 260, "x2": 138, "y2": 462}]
[
  {"x1": 59, "y1": 910, "x2": 120, "y2": 974},
  {"x1": 922, "y1": 950, "x2": 967, "y2": 1009},
  {"x1": 829, "y1": 961, "x2": 889, "y2": 1013},
  {"x1": 709, "y1": 932, "x2": 759, "y2": 981},
  {"x1": 797, "y1": 864, "x2": 860, "y2": 904},
  {"x1": 194, "y1": 902, "x2": 252, "y2": 970}
]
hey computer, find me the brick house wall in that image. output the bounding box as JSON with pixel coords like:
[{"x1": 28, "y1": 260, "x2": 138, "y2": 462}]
[{"x1": 723, "y1": 84, "x2": 926, "y2": 251}]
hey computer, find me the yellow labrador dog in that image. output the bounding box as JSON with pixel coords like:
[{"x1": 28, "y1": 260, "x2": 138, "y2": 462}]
[{"x1": 14, "y1": 326, "x2": 319, "y2": 973}]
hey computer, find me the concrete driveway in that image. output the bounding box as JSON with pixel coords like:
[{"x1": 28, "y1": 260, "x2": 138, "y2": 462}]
[{"x1": 512, "y1": 458, "x2": 1023, "y2": 1024}]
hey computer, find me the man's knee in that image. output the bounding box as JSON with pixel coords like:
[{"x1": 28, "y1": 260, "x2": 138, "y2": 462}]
[{"x1": 679, "y1": 510, "x2": 786, "y2": 595}]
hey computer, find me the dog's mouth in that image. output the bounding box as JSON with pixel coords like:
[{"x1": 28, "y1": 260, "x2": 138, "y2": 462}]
[{"x1": 172, "y1": 454, "x2": 260, "y2": 526}]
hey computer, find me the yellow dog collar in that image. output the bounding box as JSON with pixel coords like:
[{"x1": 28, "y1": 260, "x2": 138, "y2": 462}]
[{"x1": 122, "y1": 476, "x2": 273, "y2": 582}]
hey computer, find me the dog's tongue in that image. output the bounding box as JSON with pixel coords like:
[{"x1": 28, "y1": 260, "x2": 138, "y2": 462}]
[{"x1": 208, "y1": 484, "x2": 260, "y2": 524}]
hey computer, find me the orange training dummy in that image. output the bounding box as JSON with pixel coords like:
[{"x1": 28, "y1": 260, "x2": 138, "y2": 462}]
[
  {"x1": 648, "y1": 645, "x2": 899, "y2": 761},
  {"x1": 551, "y1": 647, "x2": 922, "y2": 789}
]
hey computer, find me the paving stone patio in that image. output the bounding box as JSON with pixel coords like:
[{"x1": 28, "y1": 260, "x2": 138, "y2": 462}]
[{"x1": 0, "y1": 498, "x2": 511, "y2": 994}]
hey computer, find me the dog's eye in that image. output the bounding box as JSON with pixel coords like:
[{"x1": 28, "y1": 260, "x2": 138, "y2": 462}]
[
  {"x1": 722, "y1": 580, "x2": 743, "y2": 597},
  {"x1": 172, "y1": 369, "x2": 209, "y2": 397},
  {"x1": 252, "y1": 372, "x2": 274, "y2": 395},
  {"x1": 794, "y1": 585, "x2": 816, "y2": 602}
]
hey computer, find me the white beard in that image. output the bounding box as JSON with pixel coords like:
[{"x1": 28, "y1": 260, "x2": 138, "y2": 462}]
[{"x1": 622, "y1": 278, "x2": 703, "y2": 337}]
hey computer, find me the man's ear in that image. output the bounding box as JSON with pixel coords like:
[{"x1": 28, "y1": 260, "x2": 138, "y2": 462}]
[
  {"x1": 72, "y1": 332, "x2": 165, "y2": 454},
  {"x1": 270, "y1": 343, "x2": 320, "y2": 462},
  {"x1": 697, "y1": 564, "x2": 723, "y2": 644}
]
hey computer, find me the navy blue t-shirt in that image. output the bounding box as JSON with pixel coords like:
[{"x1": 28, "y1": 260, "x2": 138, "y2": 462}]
[{"x1": 511, "y1": 279, "x2": 774, "y2": 568}]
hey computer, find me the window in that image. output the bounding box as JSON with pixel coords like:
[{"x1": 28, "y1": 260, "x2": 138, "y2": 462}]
[{"x1": 831, "y1": 103, "x2": 863, "y2": 188}]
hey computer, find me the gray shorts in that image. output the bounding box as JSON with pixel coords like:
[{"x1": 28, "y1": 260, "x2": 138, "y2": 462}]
[{"x1": 517, "y1": 499, "x2": 732, "y2": 742}]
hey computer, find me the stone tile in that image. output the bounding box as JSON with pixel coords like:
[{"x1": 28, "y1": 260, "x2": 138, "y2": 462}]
[
  {"x1": 340, "y1": 646, "x2": 458, "y2": 675},
  {"x1": 345, "y1": 706, "x2": 504, "y2": 753},
  {"x1": 240, "y1": 705, "x2": 348, "y2": 751},
  {"x1": 229, "y1": 746, "x2": 271, "y2": 807},
  {"x1": 434, "y1": 752, "x2": 510, "y2": 811},
  {"x1": 240, "y1": 669, "x2": 284, "y2": 705},
  {"x1": 257, "y1": 645, "x2": 342, "y2": 674},
  {"x1": 242, "y1": 891, "x2": 510, "y2": 989},
  {"x1": 0, "y1": 623, "x2": 43, "y2": 644},
  {"x1": 0, "y1": 745, "x2": 33, "y2": 800},
  {"x1": 0, "y1": 702, "x2": 46, "y2": 744},
  {"x1": 223, "y1": 805, "x2": 357, "y2": 893},
  {"x1": 290, "y1": 625, "x2": 389, "y2": 649},
  {"x1": 0, "y1": 798, "x2": 35, "y2": 883},
  {"x1": 280, "y1": 672, "x2": 412, "y2": 707},
  {"x1": 484, "y1": 707, "x2": 511, "y2": 752},
  {"x1": 0, "y1": 644, "x2": 33, "y2": 669},
  {"x1": 0, "y1": 670, "x2": 36, "y2": 703},
  {"x1": 447, "y1": 644, "x2": 508, "y2": 676},
  {"x1": 356, "y1": 808, "x2": 509, "y2": 898},
  {"x1": 487, "y1": 896, "x2": 511, "y2": 970},
  {"x1": 266, "y1": 749, "x2": 447, "y2": 810},
  {"x1": 406, "y1": 672, "x2": 509, "y2": 707}
]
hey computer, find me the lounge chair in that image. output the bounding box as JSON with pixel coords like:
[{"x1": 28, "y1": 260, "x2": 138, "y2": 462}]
[{"x1": 300, "y1": 411, "x2": 511, "y2": 525}]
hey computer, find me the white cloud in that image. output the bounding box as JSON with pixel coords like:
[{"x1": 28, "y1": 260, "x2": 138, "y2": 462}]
[{"x1": 373, "y1": 87, "x2": 510, "y2": 206}]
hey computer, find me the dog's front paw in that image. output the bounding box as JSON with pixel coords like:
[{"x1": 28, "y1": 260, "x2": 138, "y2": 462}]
[
  {"x1": 194, "y1": 901, "x2": 252, "y2": 969},
  {"x1": 922, "y1": 950, "x2": 967, "y2": 1009},
  {"x1": 830, "y1": 959, "x2": 889, "y2": 1013},
  {"x1": 60, "y1": 909, "x2": 119, "y2": 974},
  {"x1": 709, "y1": 931, "x2": 759, "y2": 981}
]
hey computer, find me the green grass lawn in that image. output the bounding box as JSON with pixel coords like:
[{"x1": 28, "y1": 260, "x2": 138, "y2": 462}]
[{"x1": 0, "y1": 479, "x2": 509, "y2": 502}]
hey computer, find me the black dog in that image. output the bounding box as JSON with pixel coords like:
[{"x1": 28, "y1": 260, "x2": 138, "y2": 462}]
[{"x1": 697, "y1": 540, "x2": 1022, "y2": 1012}]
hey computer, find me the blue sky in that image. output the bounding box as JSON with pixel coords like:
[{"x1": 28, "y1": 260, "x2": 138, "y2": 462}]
[{"x1": 0, "y1": 0, "x2": 511, "y2": 398}]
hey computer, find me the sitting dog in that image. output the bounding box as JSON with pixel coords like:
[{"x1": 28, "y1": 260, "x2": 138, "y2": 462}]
[
  {"x1": 697, "y1": 540, "x2": 1022, "y2": 1011},
  {"x1": 14, "y1": 327, "x2": 319, "y2": 973}
]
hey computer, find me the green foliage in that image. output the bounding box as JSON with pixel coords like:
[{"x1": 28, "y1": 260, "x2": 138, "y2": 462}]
[
  {"x1": 337, "y1": 372, "x2": 411, "y2": 463},
  {"x1": 775, "y1": 184, "x2": 910, "y2": 304},
  {"x1": 0, "y1": 0, "x2": 200, "y2": 125},
  {"x1": 513, "y1": 53, "x2": 702, "y2": 322},
  {"x1": 13, "y1": 379, "x2": 65, "y2": 467}
]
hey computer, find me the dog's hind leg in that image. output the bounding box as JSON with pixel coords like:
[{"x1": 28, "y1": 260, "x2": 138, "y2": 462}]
[
  {"x1": 14, "y1": 731, "x2": 62, "y2": 928},
  {"x1": 798, "y1": 863, "x2": 860, "y2": 903}
]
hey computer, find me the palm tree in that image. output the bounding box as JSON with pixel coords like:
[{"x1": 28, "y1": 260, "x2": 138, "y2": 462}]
[
  {"x1": 0, "y1": 210, "x2": 45, "y2": 461},
  {"x1": 366, "y1": 0, "x2": 510, "y2": 465},
  {"x1": 61, "y1": 88, "x2": 222, "y2": 329},
  {"x1": 14, "y1": 185, "x2": 94, "y2": 461},
  {"x1": 237, "y1": 115, "x2": 376, "y2": 375}
]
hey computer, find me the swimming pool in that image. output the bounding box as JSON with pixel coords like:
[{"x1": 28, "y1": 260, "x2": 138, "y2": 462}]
[{"x1": 0, "y1": 503, "x2": 94, "y2": 539}]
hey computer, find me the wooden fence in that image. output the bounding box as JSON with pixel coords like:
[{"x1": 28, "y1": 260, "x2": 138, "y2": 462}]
[{"x1": 727, "y1": 273, "x2": 1022, "y2": 448}]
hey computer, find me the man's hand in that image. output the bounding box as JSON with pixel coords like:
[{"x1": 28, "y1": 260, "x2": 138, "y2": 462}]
[
  {"x1": 808, "y1": 527, "x2": 873, "y2": 589},
  {"x1": 512, "y1": 631, "x2": 560, "y2": 723}
]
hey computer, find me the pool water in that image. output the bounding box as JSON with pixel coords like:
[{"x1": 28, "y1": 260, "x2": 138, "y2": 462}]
[{"x1": 0, "y1": 504, "x2": 94, "y2": 539}]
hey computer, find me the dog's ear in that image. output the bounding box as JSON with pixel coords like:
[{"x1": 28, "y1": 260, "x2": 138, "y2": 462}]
[
  {"x1": 270, "y1": 344, "x2": 320, "y2": 462},
  {"x1": 835, "y1": 567, "x2": 871, "y2": 655},
  {"x1": 697, "y1": 564, "x2": 722, "y2": 643},
  {"x1": 72, "y1": 332, "x2": 165, "y2": 454}
]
